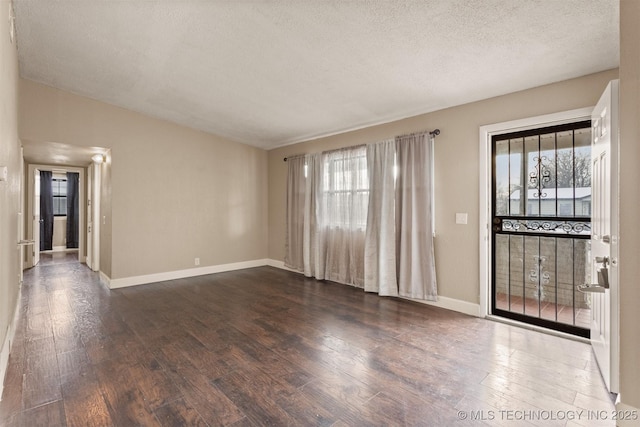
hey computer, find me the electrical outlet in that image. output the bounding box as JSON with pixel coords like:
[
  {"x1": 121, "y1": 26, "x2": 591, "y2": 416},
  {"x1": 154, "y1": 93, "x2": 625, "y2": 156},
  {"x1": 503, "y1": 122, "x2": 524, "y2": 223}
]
[{"x1": 194, "y1": 258, "x2": 200, "y2": 266}]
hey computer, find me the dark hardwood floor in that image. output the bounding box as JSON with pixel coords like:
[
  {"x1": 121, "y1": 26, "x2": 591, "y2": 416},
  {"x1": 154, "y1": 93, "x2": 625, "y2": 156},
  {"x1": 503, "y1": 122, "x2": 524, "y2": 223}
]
[{"x1": 0, "y1": 255, "x2": 614, "y2": 426}]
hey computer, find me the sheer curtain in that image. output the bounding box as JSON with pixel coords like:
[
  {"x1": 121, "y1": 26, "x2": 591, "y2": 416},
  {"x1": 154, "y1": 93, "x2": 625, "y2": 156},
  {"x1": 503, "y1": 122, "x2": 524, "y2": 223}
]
[
  {"x1": 285, "y1": 155, "x2": 307, "y2": 271},
  {"x1": 364, "y1": 140, "x2": 398, "y2": 296},
  {"x1": 285, "y1": 153, "x2": 321, "y2": 277},
  {"x1": 285, "y1": 147, "x2": 368, "y2": 287},
  {"x1": 285, "y1": 133, "x2": 437, "y2": 300},
  {"x1": 318, "y1": 146, "x2": 368, "y2": 287},
  {"x1": 395, "y1": 133, "x2": 437, "y2": 300}
]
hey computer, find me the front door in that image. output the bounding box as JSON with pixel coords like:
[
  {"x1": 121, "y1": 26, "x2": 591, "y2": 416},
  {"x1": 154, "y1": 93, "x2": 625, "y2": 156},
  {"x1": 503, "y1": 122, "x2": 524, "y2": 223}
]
[
  {"x1": 491, "y1": 121, "x2": 593, "y2": 337},
  {"x1": 589, "y1": 80, "x2": 619, "y2": 393}
]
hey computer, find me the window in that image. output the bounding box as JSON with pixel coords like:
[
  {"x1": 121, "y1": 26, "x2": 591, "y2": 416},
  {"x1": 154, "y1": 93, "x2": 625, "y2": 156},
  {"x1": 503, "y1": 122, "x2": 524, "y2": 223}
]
[
  {"x1": 321, "y1": 147, "x2": 369, "y2": 229},
  {"x1": 52, "y1": 178, "x2": 67, "y2": 216}
]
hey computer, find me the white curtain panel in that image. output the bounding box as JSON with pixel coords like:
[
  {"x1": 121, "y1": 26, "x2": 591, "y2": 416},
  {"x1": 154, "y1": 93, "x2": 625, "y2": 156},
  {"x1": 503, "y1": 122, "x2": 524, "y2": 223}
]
[
  {"x1": 364, "y1": 140, "x2": 398, "y2": 296},
  {"x1": 285, "y1": 153, "x2": 322, "y2": 275},
  {"x1": 305, "y1": 153, "x2": 322, "y2": 278},
  {"x1": 284, "y1": 155, "x2": 307, "y2": 271},
  {"x1": 395, "y1": 133, "x2": 438, "y2": 300},
  {"x1": 317, "y1": 146, "x2": 368, "y2": 287},
  {"x1": 285, "y1": 134, "x2": 437, "y2": 300}
]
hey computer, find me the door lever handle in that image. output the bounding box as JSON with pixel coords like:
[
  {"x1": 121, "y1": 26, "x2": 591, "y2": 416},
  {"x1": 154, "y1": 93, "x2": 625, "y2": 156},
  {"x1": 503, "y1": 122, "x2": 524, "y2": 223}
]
[
  {"x1": 577, "y1": 284, "x2": 606, "y2": 293},
  {"x1": 595, "y1": 256, "x2": 610, "y2": 267}
]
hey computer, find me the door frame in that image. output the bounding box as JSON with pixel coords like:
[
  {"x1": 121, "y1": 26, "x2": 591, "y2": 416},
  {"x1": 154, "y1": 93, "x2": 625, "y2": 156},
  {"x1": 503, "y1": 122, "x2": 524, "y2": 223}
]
[
  {"x1": 33, "y1": 168, "x2": 41, "y2": 266},
  {"x1": 86, "y1": 162, "x2": 101, "y2": 272},
  {"x1": 26, "y1": 164, "x2": 86, "y2": 267},
  {"x1": 86, "y1": 164, "x2": 93, "y2": 270},
  {"x1": 19, "y1": 146, "x2": 25, "y2": 281},
  {"x1": 479, "y1": 107, "x2": 593, "y2": 321}
]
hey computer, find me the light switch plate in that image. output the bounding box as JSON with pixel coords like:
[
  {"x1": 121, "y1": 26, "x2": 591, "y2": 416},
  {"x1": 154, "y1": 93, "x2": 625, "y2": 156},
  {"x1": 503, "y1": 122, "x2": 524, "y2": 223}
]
[{"x1": 455, "y1": 213, "x2": 468, "y2": 225}]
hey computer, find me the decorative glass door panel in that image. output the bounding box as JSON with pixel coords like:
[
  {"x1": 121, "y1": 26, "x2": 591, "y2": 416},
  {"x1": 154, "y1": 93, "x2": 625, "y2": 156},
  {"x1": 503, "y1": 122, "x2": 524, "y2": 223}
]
[{"x1": 492, "y1": 121, "x2": 592, "y2": 337}]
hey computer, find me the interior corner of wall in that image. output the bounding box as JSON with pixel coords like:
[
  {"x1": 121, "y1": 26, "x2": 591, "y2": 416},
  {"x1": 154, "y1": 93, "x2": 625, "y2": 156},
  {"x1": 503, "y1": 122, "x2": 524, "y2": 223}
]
[{"x1": 99, "y1": 271, "x2": 111, "y2": 289}]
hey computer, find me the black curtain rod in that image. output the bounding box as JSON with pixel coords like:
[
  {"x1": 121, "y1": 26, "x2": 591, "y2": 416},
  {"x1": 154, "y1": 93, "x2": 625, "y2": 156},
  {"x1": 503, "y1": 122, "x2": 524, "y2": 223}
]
[{"x1": 283, "y1": 128, "x2": 440, "y2": 161}]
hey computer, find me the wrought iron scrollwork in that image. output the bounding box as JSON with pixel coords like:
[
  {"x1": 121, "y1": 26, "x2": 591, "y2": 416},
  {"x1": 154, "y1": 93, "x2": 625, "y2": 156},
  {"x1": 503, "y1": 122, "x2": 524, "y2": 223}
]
[
  {"x1": 529, "y1": 255, "x2": 550, "y2": 301},
  {"x1": 529, "y1": 156, "x2": 551, "y2": 198},
  {"x1": 501, "y1": 219, "x2": 591, "y2": 235}
]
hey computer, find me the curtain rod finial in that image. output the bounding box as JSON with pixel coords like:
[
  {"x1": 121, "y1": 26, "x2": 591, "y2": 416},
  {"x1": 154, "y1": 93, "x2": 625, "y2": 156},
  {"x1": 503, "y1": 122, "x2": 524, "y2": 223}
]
[{"x1": 430, "y1": 129, "x2": 440, "y2": 137}]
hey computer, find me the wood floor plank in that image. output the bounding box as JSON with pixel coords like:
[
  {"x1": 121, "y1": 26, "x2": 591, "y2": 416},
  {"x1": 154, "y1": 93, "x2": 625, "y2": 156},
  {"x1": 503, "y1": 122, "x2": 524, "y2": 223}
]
[
  {"x1": 0, "y1": 255, "x2": 614, "y2": 426},
  {"x1": 274, "y1": 389, "x2": 337, "y2": 426},
  {"x1": 17, "y1": 399, "x2": 67, "y2": 427},
  {"x1": 0, "y1": 353, "x2": 25, "y2": 423},
  {"x1": 213, "y1": 369, "x2": 295, "y2": 426},
  {"x1": 168, "y1": 363, "x2": 246, "y2": 426},
  {"x1": 480, "y1": 373, "x2": 595, "y2": 426},
  {"x1": 57, "y1": 348, "x2": 91, "y2": 381},
  {"x1": 22, "y1": 350, "x2": 62, "y2": 410},
  {"x1": 94, "y1": 359, "x2": 161, "y2": 426},
  {"x1": 153, "y1": 398, "x2": 209, "y2": 427},
  {"x1": 362, "y1": 391, "x2": 484, "y2": 427},
  {"x1": 60, "y1": 375, "x2": 114, "y2": 427},
  {"x1": 126, "y1": 357, "x2": 183, "y2": 411}
]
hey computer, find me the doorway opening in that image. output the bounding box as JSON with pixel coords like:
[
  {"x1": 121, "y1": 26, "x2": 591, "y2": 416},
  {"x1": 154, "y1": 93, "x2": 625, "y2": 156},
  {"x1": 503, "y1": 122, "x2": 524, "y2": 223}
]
[
  {"x1": 491, "y1": 120, "x2": 592, "y2": 337},
  {"x1": 41, "y1": 171, "x2": 80, "y2": 254},
  {"x1": 26, "y1": 164, "x2": 85, "y2": 268}
]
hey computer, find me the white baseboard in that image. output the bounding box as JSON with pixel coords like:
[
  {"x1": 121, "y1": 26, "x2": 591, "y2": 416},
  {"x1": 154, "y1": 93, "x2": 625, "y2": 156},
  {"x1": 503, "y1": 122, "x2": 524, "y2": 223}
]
[
  {"x1": 265, "y1": 259, "x2": 299, "y2": 272},
  {"x1": 266, "y1": 259, "x2": 481, "y2": 318},
  {"x1": 0, "y1": 285, "x2": 22, "y2": 402},
  {"x1": 99, "y1": 270, "x2": 111, "y2": 287},
  {"x1": 405, "y1": 295, "x2": 481, "y2": 317},
  {"x1": 107, "y1": 259, "x2": 269, "y2": 289},
  {"x1": 615, "y1": 401, "x2": 640, "y2": 427}
]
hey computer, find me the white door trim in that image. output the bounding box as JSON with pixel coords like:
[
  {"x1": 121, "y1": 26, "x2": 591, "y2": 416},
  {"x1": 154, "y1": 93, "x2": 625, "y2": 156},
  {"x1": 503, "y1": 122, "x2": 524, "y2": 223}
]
[
  {"x1": 478, "y1": 107, "x2": 593, "y2": 317},
  {"x1": 87, "y1": 163, "x2": 93, "y2": 270},
  {"x1": 26, "y1": 164, "x2": 86, "y2": 267}
]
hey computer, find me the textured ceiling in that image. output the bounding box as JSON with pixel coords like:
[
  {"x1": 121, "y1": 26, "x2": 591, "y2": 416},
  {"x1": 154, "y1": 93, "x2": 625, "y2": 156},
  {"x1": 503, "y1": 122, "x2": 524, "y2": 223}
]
[
  {"x1": 21, "y1": 139, "x2": 107, "y2": 168},
  {"x1": 15, "y1": 0, "x2": 619, "y2": 152}
]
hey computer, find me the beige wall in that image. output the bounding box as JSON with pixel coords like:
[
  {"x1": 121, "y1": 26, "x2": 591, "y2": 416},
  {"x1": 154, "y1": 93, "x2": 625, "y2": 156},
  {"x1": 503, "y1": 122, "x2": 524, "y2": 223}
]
[
  {"x1": 19, "y1": 80, "x2": 268, "y2": 280},
  {"x1": 619, "y1": 0, "x2": 640, "y2": 411},
  {"x1": 268, "y1": 69, "x2": 618, "y2": 304},
  {"x1": 0, "y1": 1, "x2": 21, "y2": 348}
]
